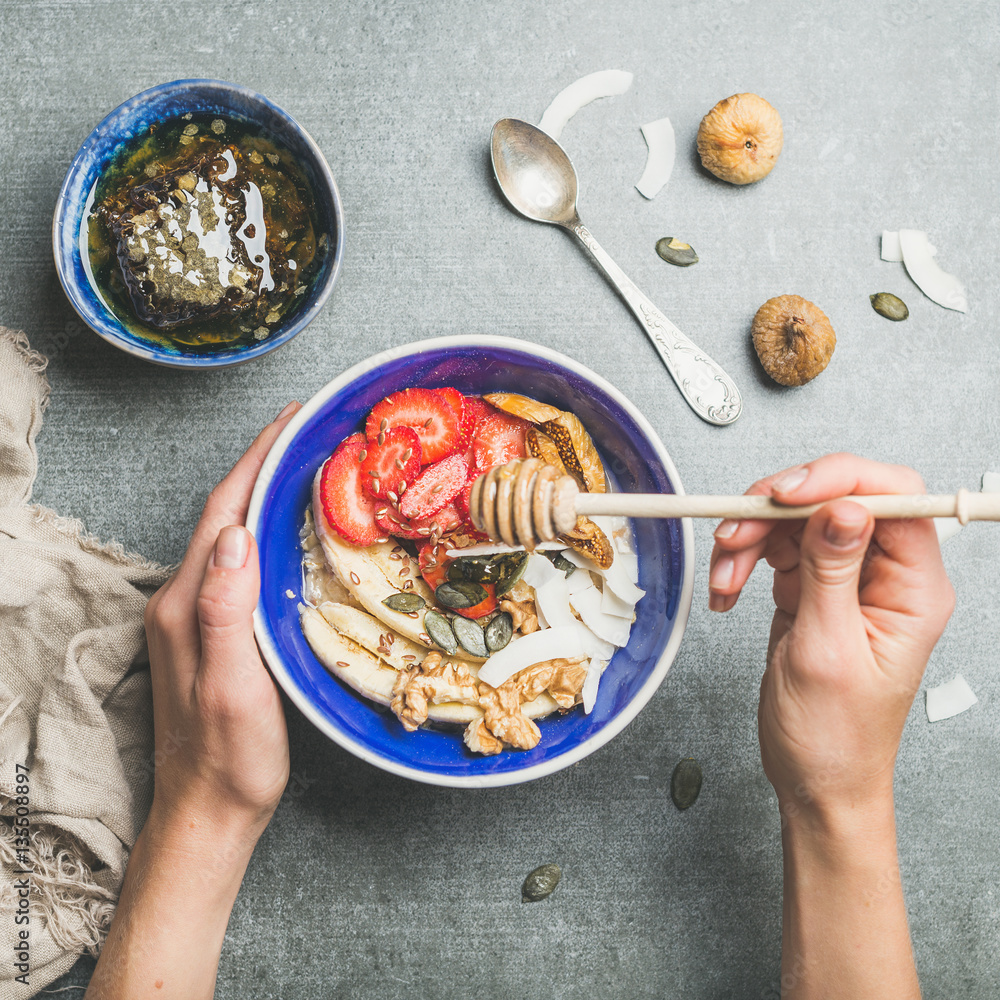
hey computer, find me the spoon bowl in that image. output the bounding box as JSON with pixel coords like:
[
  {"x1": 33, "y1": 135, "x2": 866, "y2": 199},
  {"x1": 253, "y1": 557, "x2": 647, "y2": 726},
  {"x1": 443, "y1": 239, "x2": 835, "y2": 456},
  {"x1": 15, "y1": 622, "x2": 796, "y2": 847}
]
[
  {"x1": 491, "y1": 118, "x2": 579, "y2": 226},
  {"x1": 489, "y1": 118, "x2": 743, "y2": 426}
]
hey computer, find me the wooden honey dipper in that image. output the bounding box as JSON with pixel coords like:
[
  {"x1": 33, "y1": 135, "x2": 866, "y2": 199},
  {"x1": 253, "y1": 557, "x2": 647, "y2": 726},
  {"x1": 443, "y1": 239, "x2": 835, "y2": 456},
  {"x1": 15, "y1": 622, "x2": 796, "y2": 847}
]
[{"x1": 468, "y1": 458, "x2": 1000, "y2": 549}]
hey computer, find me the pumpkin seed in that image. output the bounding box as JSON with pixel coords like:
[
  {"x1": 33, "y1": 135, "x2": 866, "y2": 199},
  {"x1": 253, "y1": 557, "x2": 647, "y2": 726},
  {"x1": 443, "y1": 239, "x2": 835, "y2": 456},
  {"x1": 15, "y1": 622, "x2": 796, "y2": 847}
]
[
  {"x1": 423, "y1": 610, "x2": 457, "y2": 654},
  {"x1": 656, "y1": 237, "x2": 699, "y2": 267},
  {"x1": 484, "y1": 611, "x2": 514, "y2": 652},
  {"x1": 522, "y1": 863, "x2": 561, "y2": 903},
  {"x1": 448, "y1": 556, "x2": 499, "y2": 584},
  {"x1": 870, "y1": 292, "x2": 908, "y2": 321},
  {"x1": 435, "y1": 581, "x2": 488, "y2": 610},
  {"x1": 494, "y1": 553, "x2": 528, "y2": 597},
  {"x1": 671, "y1": 758, "x2": 703, "y2": 810},
  {"x1": 382, "y1": 592, "x2": 426, "y2": 613},
  {"x1": 543, "y1": 550, "x2": 576, "y2": 577},
  {"x1": 452, "y1": 616, "x2": 489, "y2": 658}
]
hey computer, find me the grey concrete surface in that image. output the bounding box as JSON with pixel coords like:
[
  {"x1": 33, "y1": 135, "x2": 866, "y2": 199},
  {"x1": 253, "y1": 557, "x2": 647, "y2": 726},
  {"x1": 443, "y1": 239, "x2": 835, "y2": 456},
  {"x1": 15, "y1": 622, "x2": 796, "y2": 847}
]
[{"x1": 2, "y1": 0, "x2": 998, "y2": 995}]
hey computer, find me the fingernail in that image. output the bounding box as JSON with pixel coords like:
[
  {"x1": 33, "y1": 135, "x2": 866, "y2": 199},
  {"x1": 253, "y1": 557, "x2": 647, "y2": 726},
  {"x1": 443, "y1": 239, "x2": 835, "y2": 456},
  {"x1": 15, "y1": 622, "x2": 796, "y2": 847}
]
[
  {"x1": 275, "y1": 400, "x2": 299, "y2": 421},
  {"x1": 710, "y1": 555, "x2": 734, "y2": 591},
  {"x1": 215, "y1": 525, "x2": 250, "y2": 569},
  {"x1": 709, "y1": 592, "x2": 727, "y2": 612},
  {"x1": 714, "y1": 519, "x2": 738, "y2": 539},
  {"x1": 824, "y1": 508, "x2": 869, "y2": 547},
  {"x1": 772, "y1": 465, "x2": 809, "y2": 494}
]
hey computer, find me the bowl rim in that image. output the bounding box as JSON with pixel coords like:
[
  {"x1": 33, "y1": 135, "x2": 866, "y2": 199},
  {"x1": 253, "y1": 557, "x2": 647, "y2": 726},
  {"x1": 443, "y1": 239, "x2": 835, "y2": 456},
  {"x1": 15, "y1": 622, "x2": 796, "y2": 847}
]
[
  {"x1": 51, "y1": 77, "x2": 344, "y2": 370},
  {"x1": 247, "y1": 335, "x2": 695, "y2": 787}
]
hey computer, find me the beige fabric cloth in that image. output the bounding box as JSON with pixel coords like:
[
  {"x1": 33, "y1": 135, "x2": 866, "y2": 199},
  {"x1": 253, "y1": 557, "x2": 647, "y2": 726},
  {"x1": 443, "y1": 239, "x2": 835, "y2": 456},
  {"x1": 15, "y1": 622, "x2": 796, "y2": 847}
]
[{"x1": 0, "y1": 327, "x2": 170, "y2": 999}]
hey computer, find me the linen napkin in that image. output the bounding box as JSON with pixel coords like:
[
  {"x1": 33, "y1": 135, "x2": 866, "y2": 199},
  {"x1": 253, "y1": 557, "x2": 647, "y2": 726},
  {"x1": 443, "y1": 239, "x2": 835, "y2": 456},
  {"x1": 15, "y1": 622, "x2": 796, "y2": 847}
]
[{"x1": 0, "y1": 327, "x2": 170, "y2": 999}]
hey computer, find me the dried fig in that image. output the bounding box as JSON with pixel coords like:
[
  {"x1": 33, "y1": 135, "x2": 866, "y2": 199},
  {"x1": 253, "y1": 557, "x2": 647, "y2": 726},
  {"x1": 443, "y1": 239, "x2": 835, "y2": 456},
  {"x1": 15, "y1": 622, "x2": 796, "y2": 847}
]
[
  {"x1": 484, "y1": 392, "x2": 562, "y2": 424},
  {"x1": 751, "y1": 295, "x2": 836, "y2": 386},
  {"x1": 696, "y1": 93, "x2": 783, "y2": 185}
]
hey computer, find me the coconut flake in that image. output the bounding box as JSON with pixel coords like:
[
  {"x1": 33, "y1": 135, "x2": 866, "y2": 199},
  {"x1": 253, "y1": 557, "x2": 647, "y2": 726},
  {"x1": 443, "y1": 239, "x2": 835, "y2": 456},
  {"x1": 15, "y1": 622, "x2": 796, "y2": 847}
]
[
  {"x1": 478, "y1": 624, "x2": 614, "y2": 689},
  {"x1": 566, "y1": 569, "x2": 596, "y2": 596},
  {"x1": 523, "y1": 553, "x2": 562, "y2": 590},
  {"x1": 571, "y1": 587, "x2": 632, "y2": 646},
  {"x1": 925, "y1": 673, "x2": 978, "y2": 722},
  {"x1": 634, "y1": 116, "x2": 676, "y2": 200},
  {"x1": 533, "y1": 574, "x2": 579, "y2": 630},
  {"x1": 582, "y1": 658, "x2": 608, "y2": 714},
  {"x1": 899, "y1": 229, "x2": 967, "y2": 312},
  {"x1": 565, "y1": 548, "x2": 645, "y2": 605},
  {"x1": 937, "y1": 472, "x2": 999, "y2": 543},
  {"x1": 935, "y1": 518, "x2": 963, "y2": 544},
  {"x1": 601, "y1": 585, "x2": 636, "y2": 620},
  {"x1": 443, "y1": 540, "x2": 562, "y2": 558},
  {"x1": 538, "y1": 70, "x2": 634, "y2": 140},
  {"x1": 881, "y1": 230, "x2": 936, "y2": 262},
  {"x1": 881, "y1": 230, "x2": 903, "y2": 262}
]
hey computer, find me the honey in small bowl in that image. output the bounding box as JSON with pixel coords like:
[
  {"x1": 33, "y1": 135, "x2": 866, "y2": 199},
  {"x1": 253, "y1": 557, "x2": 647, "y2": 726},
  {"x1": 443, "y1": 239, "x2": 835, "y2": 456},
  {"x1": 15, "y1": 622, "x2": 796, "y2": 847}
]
[{"x1": 84, "y1": 112, "x2": 328, "y2": 352}]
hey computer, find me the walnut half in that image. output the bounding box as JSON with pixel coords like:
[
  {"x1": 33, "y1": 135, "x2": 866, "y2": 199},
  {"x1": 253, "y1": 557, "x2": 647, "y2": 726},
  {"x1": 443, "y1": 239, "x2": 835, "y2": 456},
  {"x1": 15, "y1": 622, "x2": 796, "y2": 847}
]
[{"x1": 390, "y1": 652, "x2": 479, "y2": 732}]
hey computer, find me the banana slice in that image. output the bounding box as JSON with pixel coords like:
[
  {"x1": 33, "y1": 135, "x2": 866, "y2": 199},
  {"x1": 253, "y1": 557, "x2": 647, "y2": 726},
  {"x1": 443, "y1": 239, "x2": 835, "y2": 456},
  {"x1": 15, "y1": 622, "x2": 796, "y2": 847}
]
[
  {"x1": 302, "y1": 607, "x2": 560, "y2": 725},
  {"x1": 302, "y1": 606, "x2": 481, "y2": 724},
  {"x1": 318, "y1": 602, "x2": 426, "y2": 672},
  {"x1": 310, "y1": 471, "x2": 484, "y2": 663}
]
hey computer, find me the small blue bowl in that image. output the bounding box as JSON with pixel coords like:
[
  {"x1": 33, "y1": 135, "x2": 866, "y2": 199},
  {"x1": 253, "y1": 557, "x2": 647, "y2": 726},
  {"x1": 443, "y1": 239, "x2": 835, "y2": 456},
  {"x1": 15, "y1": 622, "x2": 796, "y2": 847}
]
[
  {"x1": 52, "y1": 79, "x2": 344, "y2": 369},
  {"x1": 247, "y1": 337, "x2": 694, "y2": 787}
]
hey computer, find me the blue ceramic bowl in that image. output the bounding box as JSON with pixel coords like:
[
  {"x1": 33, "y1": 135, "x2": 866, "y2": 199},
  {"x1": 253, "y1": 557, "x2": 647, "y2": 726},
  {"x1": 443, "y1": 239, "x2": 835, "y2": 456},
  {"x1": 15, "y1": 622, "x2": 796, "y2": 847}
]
[
  {"x1": 247, "y1": 337, "x2": 693, "y2": 787},
  {"x1": 52, "y1": 79, "x2": 343, "y2": 369}
]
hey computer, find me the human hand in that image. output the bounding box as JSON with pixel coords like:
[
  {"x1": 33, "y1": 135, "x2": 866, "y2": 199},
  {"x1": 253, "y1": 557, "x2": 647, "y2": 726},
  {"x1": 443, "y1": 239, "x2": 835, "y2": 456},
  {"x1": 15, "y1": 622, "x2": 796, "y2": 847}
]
[
  {"x1": 708, "y1": 453, "x2": 955, "y2": 819},
  {"x1": 143, "y1": 401, "x2": 301, "y2": 845},
  {"x1": 88, "y1": 404, "x2": 302, "y2": 999}
]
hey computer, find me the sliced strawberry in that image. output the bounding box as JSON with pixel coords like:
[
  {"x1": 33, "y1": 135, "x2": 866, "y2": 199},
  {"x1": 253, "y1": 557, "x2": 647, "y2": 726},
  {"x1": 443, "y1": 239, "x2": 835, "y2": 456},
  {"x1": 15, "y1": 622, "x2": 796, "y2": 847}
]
[
  {"x1": 417, "y1": 542, "x2": 449, "y2": 589},
  {"x1": 360, "y1": 425, "x2": 420, "y2": 500},
  {"x1": 398, "y1": 453, "x2": 468, "y2": 520},
  {"x1": 463, "y1": 395, "x2": 498, "y2": 426},
  {"x1": 456, "y1": 586, "x2": 497, "y2": 620},
  {"x1": 454, "y1": 472, "x2": 479, "y2": 523},
  {"x1": 434, "y1": 387, "x2": 465, "y2": 424},
  {"x1": 417, "y1": 542, "x2": 497, "y2": 619},
  {"x1": 413, "y1": 502, "x2": 463, "y2": 536},
  {"x1": 374, "y1": 504, "x2": 416, "y2": 538},
  {"x1": 366, "y1": 388, "x2": 460, "y2": 464},
  {"x1": 374, "y1": 501, "x2": 462, "y2": 541},
  {"x1": 319, "y1": 434, "x2": 382, "y2": 546},
  {"x1": 455, "y1": 396, "x2": 493, "y2": 465},
  {"x1": 472, "y1": 412, "x2": 529, "y2": 472}
]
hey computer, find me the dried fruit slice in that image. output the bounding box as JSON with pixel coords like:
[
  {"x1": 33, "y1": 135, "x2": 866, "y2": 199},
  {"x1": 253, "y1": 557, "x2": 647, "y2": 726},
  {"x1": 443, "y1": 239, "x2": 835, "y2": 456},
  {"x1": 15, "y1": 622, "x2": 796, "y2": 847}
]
[
  {"x1": 541, "y1": 413, "x2": 606, "y2": 493},
  {"x1": 525, "y1": 427, "x2": 569, "y2": 477},
  {"x1": 484, "y1": 392, "x2": 562, "y2": 424},
  {"x1": 472, "y1": 413, "x2": 529, "y2": 471},
  {"x1": 319, "y1": 433, "x2": 383, "y2": 546},
  {"x1": 360, "y1": 425, "x2": 421, "y2": 500},
  {"x1": 366, "y1": 388, "x2": 460, "y2": 463},
  {"x1": 559, "y1": 516, "x2": 614, "y2": 570},
  {"x1": 398, "y1": 453, "x2": 469, "y2": 520}
]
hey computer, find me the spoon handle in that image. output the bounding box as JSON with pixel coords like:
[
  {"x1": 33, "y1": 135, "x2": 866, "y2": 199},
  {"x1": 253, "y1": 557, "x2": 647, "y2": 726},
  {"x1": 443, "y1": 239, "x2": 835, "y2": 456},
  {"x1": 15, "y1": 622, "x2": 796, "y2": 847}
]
[{"x1": 566, "y1": 221, "x2": 743, "y2": 426}]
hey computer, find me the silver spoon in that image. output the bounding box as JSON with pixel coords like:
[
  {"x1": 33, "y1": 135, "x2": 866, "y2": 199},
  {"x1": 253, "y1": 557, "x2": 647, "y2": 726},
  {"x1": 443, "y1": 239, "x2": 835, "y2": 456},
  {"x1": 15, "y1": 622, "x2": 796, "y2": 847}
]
[{"x1": 490, "y1": 117, "x2": 743, "y2": 426}]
